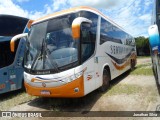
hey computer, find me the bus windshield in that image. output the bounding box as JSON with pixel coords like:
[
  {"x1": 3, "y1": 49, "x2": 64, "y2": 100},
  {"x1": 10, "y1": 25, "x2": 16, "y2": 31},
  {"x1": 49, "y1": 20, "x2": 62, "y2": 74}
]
[{"x1": 24, "y1": 13, "x2": 79, "y2": 73}]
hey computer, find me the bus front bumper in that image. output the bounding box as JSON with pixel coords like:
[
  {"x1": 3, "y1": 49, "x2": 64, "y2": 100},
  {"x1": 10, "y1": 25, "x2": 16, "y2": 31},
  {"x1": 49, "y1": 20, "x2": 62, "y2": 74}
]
[{"x1": 24, "y1": 76, "x2": 84, "y2": 98}]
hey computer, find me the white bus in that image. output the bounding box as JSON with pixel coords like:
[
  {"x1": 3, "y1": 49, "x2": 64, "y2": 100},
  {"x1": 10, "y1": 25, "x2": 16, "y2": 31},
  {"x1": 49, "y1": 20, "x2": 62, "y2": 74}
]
[{"x1": 11, "y1": 6, "x2": 136, "y2": 97}]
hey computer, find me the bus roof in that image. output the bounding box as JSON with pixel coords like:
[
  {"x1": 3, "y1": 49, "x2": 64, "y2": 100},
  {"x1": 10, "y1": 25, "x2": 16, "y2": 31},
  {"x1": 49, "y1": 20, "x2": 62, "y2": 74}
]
[{"x1": 33, "y1": 6, "x2": 132, "y2": 37}]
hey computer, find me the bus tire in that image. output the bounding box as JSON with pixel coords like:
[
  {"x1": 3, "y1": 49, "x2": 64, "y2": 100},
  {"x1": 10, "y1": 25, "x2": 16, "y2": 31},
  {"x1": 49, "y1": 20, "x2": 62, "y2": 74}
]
[
  {"x1": 131, "y1": 59, "x2": 135, "y2": 70},
  {"x1": 100, "y1": 68, "x2": 110, "y2": 92},
  {"x1": 21, "y1": 80, "x2": 26, "y2": 91}
]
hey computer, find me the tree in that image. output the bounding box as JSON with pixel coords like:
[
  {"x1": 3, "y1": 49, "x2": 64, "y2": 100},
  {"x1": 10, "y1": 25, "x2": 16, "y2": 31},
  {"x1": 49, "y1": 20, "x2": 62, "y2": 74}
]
[{"x1": 135, "y1": 36, "x2": 150, "y2": 56}]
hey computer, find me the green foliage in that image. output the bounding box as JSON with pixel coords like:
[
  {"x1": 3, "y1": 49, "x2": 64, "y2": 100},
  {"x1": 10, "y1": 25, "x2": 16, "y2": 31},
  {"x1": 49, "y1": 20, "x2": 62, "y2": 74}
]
[{"x1": 135, "y1": 36, "x2": 150, "y2": 56}]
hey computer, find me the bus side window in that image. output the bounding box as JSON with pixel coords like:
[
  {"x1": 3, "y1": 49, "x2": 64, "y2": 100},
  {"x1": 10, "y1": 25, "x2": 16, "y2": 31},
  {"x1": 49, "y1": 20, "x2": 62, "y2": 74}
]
[
  {"x1": 80, "y1": 11, "x2": 98, "y2": 63},
  {"x1": 8, "y1": 39, "x2": 20, "y2": 65},
  {"x1": 0, "y1": 39, "x2": 20, "y2": 68},
  {"x1": 81, "y1": 22, "x2": 95, "y2": 62}
]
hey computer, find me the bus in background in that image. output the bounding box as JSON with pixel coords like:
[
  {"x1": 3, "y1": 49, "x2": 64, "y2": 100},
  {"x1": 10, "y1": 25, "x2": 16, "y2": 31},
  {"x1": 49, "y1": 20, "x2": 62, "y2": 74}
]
[
  {"x1": 0, "y1": 15, "x2": 32, "y2": 94},
  {"x1": 148, "y1": 0, "x2": 160, "y2": 84},
  {"x1": 11, "y1": 6, "x2": 136, "y2": 97}
]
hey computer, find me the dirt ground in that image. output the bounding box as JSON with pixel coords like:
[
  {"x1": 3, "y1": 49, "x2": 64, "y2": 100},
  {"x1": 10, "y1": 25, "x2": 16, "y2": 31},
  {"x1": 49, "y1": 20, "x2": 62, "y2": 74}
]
[
  {"x1": 1, "y1": 57, "x2": 160, "y2": 119},
  {"x1": 136, "y1": 57, "x2": 152, "y2": 65}
]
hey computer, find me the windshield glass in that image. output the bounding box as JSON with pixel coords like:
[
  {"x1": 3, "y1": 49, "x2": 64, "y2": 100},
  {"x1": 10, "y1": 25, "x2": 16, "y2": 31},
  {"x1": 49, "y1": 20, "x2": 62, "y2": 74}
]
[{"x1": 24, "y1": 13, "x2": 79, "y2": 74}]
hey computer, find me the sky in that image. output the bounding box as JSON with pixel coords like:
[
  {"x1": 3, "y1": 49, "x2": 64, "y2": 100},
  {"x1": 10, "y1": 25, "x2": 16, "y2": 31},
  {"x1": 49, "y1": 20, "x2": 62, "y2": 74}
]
[{"x1": 0, "y1": 0, "x2": 154, "y2": 37}]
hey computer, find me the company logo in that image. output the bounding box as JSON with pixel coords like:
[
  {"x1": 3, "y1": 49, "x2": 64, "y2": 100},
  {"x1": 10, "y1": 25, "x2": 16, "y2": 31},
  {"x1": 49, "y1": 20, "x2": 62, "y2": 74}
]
[
  {"x1": 87, "y1": 75, "x2": 93, "y2": 80},
  {"x1": 42, "y1": 82, "x2": 46, "y2": 87}
]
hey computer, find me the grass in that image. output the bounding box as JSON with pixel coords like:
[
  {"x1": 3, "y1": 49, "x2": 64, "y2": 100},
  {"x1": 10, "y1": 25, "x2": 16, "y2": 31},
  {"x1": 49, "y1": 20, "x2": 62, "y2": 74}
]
[
  {"x1": 105, "y1": 84, "x2": 142, "y2": 96},
  {"x1": 130, "y1": 63, "x2": 153, "y2": 76},
  {"x1": 0, "y1": 91, "x2": 37, "y2": 111},
  {"x1": 137, "y1": 56, "x2": 151, "y2": 59}
]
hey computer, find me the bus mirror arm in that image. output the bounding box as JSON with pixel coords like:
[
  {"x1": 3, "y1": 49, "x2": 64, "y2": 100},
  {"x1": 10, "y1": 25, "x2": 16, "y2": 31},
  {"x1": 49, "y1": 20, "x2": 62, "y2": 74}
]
[
  {"x1": 72, "y1": 17, "x2": 92, "y2": 39},
  {"x1": 10, "y1": 33, "x2": 28, "y2": 52}
]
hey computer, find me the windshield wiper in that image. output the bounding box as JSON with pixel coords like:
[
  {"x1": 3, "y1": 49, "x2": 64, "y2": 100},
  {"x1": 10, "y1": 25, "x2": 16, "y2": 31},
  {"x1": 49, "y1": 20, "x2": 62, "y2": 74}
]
[
  {"x1": 30, "y1": 38, "x2": 47, "y2": 70},
  {"x1": 42, "y1": 38, "x2": 60, "y2": 72},
  {"x1": 31, "y1": 38, "x2": 60, "y2": 73}
]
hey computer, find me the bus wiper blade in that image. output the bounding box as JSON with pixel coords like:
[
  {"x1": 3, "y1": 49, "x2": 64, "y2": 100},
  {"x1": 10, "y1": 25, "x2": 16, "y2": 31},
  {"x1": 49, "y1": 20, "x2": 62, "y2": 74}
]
[
  {"x1": 31, "y1": 38, "x2": 46, "y2": 70},
  {"x1": 31, "y1": 38, "x2": 60, "y2": 73},
  {"x1": 42, "y1": 38, "x2": 60, "y2": 73}
]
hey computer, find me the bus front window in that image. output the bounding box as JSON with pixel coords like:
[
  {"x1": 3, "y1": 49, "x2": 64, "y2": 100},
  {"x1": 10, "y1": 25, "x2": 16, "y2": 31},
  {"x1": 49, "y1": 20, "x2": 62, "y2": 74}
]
[
  {"x1": 24, "y1": 14, "x2": 79, "y2": 74},
  {"x1": 24, "y1": 21, "x2": 48, "y2": 70}
]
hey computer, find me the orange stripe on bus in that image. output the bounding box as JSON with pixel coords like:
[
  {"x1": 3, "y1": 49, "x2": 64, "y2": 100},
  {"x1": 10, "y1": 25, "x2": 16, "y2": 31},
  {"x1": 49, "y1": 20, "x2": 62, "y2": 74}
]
[
  {"x1": 33, "y1": 6, "x2": 116, "y2": 25},
  {"x1": 27, "y1": 20, "x2": 34, "y2": 29},
  {"x1": 72, "y1": 24, "x2": 80, "y2": 39},
  {"x1": 10, "y1": 40, "x2": 15, "y2": 52},
  {"x1": 112, "y1": 53, "x2": 137, "y2": 70},
  {"x1": 112, "y1": 60, "x2": 129, "y2": 70}
]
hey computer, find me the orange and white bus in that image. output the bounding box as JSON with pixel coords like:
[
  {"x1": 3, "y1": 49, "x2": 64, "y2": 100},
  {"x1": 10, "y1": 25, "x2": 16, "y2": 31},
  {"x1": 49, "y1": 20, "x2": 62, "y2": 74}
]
[{"x1": 11, "y1": 6, "x2": 136, "y2": 97}]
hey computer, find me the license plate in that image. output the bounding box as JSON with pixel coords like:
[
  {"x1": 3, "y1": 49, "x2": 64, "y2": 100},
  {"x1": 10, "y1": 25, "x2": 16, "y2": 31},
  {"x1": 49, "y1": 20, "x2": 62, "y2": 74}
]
[{"x1": 41, "y1": 90, "x2": 51, "y2": 95}]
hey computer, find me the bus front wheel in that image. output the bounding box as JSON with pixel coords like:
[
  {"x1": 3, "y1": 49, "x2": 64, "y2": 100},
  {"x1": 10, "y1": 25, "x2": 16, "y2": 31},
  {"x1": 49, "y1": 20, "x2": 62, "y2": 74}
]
[{"x1": 100, "y1": 68, "x2": 110, "y2": 92}]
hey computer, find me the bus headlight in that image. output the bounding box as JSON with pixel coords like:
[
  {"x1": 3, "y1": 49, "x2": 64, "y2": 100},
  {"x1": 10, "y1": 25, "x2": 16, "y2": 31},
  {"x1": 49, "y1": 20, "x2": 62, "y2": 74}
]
[
  {"x1": 24, "y1": 74, "x2": 30, "y2": 83},
  {"x1": 63, "y1": 77, "x2": 71, "y2": 83},
  {"x1": 62, "y1": 75, "x2": 76, "y2": 83},
  {"x1": 70, "y1": 75, "x2": 76, "y2": 81},
  {"x1": 61, "y1": 71, "x2": 83, "y2": 83},
  {"x1": 75, "y1": 71, "x2": 83, "y2": 78}
]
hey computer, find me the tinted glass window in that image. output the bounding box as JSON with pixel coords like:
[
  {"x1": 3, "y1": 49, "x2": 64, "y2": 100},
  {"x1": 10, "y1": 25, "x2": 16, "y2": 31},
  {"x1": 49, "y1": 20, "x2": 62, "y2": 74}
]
[
  {"x1": 0, "y1": 15, "x2": 28, "y2": 36},
  {"x1": 24, "y1": 13, "x2": 80, "y2": 73},
  {"x1": 0, "y1": 40, "x2": 20, "y2": 68},
  {"x1": 80, "y1": 11, "x2": 98, "y2": 63},
  {"x1": 100, "y1": 18, "x2": 134, "y2": 46},
  {"x1": 100, "y1": 18, "x2": 123, "y2": 45}
]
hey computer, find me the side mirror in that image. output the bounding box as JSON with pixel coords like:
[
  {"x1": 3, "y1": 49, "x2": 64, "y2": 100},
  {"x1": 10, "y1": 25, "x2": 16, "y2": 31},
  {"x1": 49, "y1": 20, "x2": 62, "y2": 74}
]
[
  {"x1": 148, "y1": 24, "x2": 160, "y2": 52},
  {"x1": 72, "y1": 17, "x2": 92, "y2": 39},
  {"x1": 10, "y1": 33, "x2": 28, "y2": 52}
]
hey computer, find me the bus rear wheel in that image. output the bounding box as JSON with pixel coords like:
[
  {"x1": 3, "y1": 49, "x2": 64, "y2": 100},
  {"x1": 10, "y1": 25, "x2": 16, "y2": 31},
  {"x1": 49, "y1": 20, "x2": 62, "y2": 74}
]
[
  {"x1": 100, "y1": 68, "x2": 110, "y2": 92},
  {"x1": 131, "y1": 59, "x2": 136, "y2": 70}
]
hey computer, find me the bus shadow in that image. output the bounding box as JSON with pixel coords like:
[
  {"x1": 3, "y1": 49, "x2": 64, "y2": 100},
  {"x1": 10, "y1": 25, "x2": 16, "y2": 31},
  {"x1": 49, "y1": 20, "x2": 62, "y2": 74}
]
[
  {"x1": 27, "y1": 91, "x2": 102, "y2": 111},
  {"x1": 156, "y1": 82, "x2": 160, "y2": 96},
  {"x1": 27, "y1": 71, "x2": 130, "y2": 111},
  {"x1": 0, "y1": 89, "x2": 25, "y2": 101},
  {"x1": 110, "y1": 70, "x2": 130, "y2": 86},
  {"x1": 153, "y1": 72, "x2": 160, "y2": 96}
]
